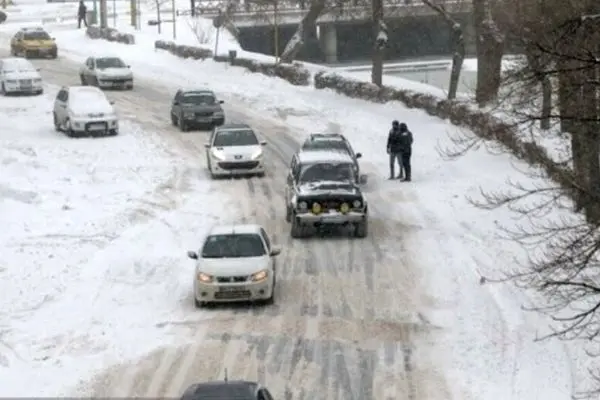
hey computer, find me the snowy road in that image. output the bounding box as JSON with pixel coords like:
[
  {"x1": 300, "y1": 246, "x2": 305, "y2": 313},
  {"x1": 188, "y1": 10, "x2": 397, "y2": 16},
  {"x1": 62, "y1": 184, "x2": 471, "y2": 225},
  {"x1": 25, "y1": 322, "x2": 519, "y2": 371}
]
[{"x1": 16, "y1": 54, "x2": 451, "y2": 399}]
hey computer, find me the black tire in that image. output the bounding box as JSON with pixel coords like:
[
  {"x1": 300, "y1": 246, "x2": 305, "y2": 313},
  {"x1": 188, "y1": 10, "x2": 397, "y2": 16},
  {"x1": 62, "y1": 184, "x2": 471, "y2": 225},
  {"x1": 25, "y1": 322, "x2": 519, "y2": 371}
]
[
  {"x1": 64, "y1": 119, "x2": 75, "y2": 137},
  {"x1": 170, "y1": 112, "x2": 177, "y2": 126},
  {"x1": 354, "y1": 219, "x2": 368, "y2": 238},
  {"x1": 53, "y1": 112, "x2": 61, "y2": 132},
  {"x1": 50, "y1": 51, "x2": 57, "y2": 59},
  {"x1": 1, "y1": 83, "x2": 6, "y2": 96},
  {"x1": 285, "y1": 205, "x2": 292, "y2": 223},
  {"x1": 194, "y1": 297, "x2": 205, "y2": 308},
  {"x1": 36, "y1": 89, "x2": 43, "y2": 95},
  {"x1": 80, "y1": 74, "x2": 87, "y2": 85},
  {"x1": 256, "y1": 171, "x2": 265, "y2": 178},
  {"x1": 290, "y1": 216, "x2": 306, "y2": 238},
  {"x1": 178, "y1": 115, "x2": 188, "y2": 132}
]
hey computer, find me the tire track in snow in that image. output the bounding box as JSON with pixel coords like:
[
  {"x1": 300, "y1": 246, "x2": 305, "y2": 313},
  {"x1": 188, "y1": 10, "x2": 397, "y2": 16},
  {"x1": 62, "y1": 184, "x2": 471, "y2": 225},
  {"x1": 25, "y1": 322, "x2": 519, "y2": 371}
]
[{"x1": 22, "y1": 52, "x2": 453, "y2": 399}]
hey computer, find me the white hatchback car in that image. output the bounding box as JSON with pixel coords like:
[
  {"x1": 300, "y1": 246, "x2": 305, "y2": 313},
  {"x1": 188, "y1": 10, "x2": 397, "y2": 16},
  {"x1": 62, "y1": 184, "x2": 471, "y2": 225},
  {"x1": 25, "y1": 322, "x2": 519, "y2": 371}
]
[
  {"x1": 0, "y1": 57, "x2": 43, "y2": 95},
  {"x1": 79, "y1": 56, "x2": 133, "y2": 90},
  {"x1": 52, "y1": 86, "x2": 119, "y2": 137},
  {"x1": 187, "y1": 224, "x2": 281, "y2": 308},
  {"x1": 205, "y1": 123, "x2": 267, "y2": 178}
]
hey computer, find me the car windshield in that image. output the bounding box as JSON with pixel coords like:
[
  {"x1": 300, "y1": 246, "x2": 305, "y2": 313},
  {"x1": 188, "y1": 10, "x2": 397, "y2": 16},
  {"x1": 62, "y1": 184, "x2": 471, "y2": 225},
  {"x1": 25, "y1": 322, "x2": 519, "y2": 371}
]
[
  {"x1": 299, "y1": 163, "x2": 355, "y2": 183},
  {"x1": 23, "y1": 31, "x2": 50, "y2": 40},
  {"x1": 303, "y1": 139, "x2": 349, "y2": 152},
  {"x1": 96, "y1": 57, "x2": 126, "y2": 69},
  {"x1": 181, "y1": 92, "x2": 216, "y2": 105},
  {"x1": 213, "y1": 129, "x2": 259, "y2": 147},
  {"x1": 201, "y1": 233, "x2": 266, "y2": 258}
]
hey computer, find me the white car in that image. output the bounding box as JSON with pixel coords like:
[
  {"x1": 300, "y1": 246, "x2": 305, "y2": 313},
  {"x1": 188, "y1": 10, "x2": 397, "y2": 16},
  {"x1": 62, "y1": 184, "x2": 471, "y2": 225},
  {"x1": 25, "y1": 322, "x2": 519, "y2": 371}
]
[
  {"x1": 205, "y1": 123, "x2": 267, "y2": 178},
  {"x1": 52, "y1": 86, "x2": 119, "y2": 137},
  {"x1": 187, "y1": 224, "x2": 281, "y2": 307},
  {"x1": 79, "y1": 56, "x2": 133, "y2": 90},
  {"x1": 0, "y1": 57, "x2": 43, "y2": 95}
]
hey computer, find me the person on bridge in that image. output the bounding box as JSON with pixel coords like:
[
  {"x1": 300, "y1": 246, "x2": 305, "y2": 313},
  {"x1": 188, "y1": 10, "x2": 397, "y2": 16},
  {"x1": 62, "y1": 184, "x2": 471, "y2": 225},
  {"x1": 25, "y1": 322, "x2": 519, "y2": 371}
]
[{"x1": 78, "y1": 0, "x2": 88, "y2": 29}]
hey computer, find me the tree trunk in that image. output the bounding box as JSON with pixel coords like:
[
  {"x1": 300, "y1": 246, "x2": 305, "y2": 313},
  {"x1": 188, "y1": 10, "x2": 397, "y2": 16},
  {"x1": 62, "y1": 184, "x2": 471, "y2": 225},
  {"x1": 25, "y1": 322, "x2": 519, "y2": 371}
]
[
  {"x1": 581, "y1": 64, "x2": 600, "y2": 223},
  {"x1": 371, "y1": 0, "x2": 383, "y2": 86},
  {"x1": 279, "y1": 0, "x2": 325, "y2": 63},
  {"x1": 540, "y1": 74, "x2": 552, "y2": 130},
  {"x1": 472, "y1": 0, "x2": 504, "y2": 106},
  {"x1": 448, "y1": 25, "x2": 465, "y2": 100},
  {"x1": 557, "y1": 59, "x2": 578, "y2": 134}
]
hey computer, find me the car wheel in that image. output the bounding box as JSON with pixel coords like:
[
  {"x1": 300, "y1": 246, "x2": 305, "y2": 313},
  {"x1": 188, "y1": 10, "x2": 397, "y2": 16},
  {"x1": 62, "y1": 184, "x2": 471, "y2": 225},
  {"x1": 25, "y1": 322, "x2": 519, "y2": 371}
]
[
  {"x1": 290, "y1": 216, "x2": 306, "y2": 238},
  {"x1": 36, "y1": 89, "x2": 43, "y2": 95},
  {"x1": 79, "y1": 74, "x2": 87, "y2": 85},
  {"x1": 256, "y1": 171, "x2": 265, "y2": 178},
  {"x1": 263, "y1": 287, "x2": 275, "y2": 305},
  {"x1": 64, "y1": 119, "x2": 75, "y2": 137},
  {"x1": 354, "y1": 219, "x2": 368, "y2": 238},
  {"x1": 285, "y1": 205, "x2": 292, "y2": 223},
  {"x1": 53, "y1": 112, "x2": 61, "y2": 132},
  {"x1": 170, "y1": 112, "x2": 177, "y2": 126},
  {"x1": 194, "y1": 297, "x2": 206, "y2": 308},
  {"x1": 1, "y1": 83, "x2": 6, "y2": 96},
  {"x1": 178, "y1": 115, "x2": 188, "y2": 132}
]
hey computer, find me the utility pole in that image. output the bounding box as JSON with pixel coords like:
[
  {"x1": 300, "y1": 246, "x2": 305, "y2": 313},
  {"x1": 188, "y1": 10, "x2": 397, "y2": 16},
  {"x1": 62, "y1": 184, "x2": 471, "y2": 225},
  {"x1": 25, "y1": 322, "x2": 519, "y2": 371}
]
[
  {"x1": 274, "y1": 0, "x2": 279, "y2": 62},
  {"x1": 130, "y1": 0, "x2": 136, "y2": 27},
  {"x1": 99, "y1": 0, "x2": 108, "y2": 28}
]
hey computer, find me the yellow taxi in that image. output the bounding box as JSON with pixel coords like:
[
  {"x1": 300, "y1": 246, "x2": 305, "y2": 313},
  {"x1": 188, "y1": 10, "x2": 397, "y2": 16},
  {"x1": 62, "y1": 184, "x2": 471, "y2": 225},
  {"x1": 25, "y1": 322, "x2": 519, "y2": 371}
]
[{"x1": 10, "y1": 27, "x2": 58, "y2": 59}]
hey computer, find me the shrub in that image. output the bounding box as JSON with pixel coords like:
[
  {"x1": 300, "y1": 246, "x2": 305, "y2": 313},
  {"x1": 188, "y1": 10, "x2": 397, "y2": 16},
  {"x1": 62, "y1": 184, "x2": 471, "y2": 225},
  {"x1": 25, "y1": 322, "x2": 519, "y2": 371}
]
[{"x1": 85, "y1": 26, "x2": 135, "y2": 44}]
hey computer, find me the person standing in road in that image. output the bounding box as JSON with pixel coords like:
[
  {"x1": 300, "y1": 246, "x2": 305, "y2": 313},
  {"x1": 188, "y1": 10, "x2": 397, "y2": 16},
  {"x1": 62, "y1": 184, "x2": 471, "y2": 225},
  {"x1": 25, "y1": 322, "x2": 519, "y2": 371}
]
[
  {"x1": 397, "y1": 122, "x2": 413, "y2": 182},
  {"x1": 387, "y1": 120, "x2": 404, "y2": 179},
  {"x1": 78, "y1": 0, "x2": 88, "y2": 29}
]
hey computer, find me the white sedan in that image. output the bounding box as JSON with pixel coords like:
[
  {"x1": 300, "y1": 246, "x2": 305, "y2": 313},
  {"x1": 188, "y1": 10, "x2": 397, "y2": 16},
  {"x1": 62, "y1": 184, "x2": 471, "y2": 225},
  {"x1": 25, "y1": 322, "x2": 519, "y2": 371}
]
[
  {"x1": 205, "y1": 123, "x2": 267, "y2": 178},
  {"x1": 52, "y1": 86, "x2": 119, "y2": 137},
  {"x1": 79, "y1": 56, "x2": 133, "y2": 90},
  {"x1": 0, "y1": 57, "x2": 43, "y2": 95},
  {"x1": 187, "y1": 224, "x2": 281, "y2": 307}
]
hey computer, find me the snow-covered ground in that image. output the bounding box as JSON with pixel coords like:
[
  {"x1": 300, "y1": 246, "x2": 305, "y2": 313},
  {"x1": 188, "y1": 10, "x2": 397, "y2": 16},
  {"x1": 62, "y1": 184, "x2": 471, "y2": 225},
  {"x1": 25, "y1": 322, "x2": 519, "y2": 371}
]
[
  {"x1": 0, "y1": 1, "x2": 593, "y2": 398},
  {"x1": 0, "y1": 82, "x2": 237, "y2": 395}
]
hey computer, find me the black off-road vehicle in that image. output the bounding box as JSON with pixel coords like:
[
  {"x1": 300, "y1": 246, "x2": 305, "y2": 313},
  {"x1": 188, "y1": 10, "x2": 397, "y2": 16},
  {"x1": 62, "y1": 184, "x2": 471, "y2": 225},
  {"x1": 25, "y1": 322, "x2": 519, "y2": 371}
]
[{"x1": 284, "y1": 149, "x2": 368, "y2": 238}]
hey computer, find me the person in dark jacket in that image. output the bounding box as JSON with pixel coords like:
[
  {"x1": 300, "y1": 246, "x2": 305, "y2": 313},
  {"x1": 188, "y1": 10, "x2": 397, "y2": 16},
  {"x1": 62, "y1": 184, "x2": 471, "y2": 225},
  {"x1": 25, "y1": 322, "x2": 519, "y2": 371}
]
[
  {"x1": 78, "y1": 1, "x2": 88, "y2": 29},
  {"x1": 397, "y1": 122, "x2": 413, "y2": 181},
  {"x1": 387, "y1": 120, "x2": 404, "y2": 179}
]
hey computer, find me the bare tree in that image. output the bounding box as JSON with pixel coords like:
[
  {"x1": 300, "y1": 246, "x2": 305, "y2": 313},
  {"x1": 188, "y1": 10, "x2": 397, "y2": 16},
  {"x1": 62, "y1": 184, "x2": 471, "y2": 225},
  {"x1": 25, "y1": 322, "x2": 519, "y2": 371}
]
[
  {"x1": 279, "y1": 0, "x2": 327, "y2": 63},
  {"x1": 441, "y1": 8, "x2": 600, "y2": 395},
  {"x1": 422, "y1": 0, "x2": 465, "y2": 99},
  {"x1": 472, "y1": 0, "x2": 505, "y2": 106},
  {"x1": 370, "y1": 0, "x2": 384, "y2": 86}
]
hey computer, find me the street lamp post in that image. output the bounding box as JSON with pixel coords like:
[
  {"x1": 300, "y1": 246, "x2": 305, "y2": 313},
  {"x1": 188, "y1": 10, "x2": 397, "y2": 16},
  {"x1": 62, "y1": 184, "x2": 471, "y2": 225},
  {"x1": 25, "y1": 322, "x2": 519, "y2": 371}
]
[{"x1": 273, "y1": 0, "x2": 279, "y2": 63}]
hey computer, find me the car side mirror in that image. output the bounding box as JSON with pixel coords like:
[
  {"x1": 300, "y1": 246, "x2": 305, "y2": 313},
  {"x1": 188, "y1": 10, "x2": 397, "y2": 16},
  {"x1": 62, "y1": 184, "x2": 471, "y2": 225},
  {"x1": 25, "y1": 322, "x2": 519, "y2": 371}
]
[
  {"x1": 109, "y1": 101, "x2": 115, "y2": 105},
  {"x1": 204, "y1": 143, "x2": 210, "y2": 149},
  {"x1": 355, "y1": 152, "x2": 362, "y2": 159},
  {"x1": 270, "y1": 246, "x2": 281, "y2": 256},
  {"x1": 219, "y1": 100, "x2": 224, "y2": 104},
  {"x1": 359, "y1": 174, "x2": 368, "y2": 184},
  {"x1": 187, "y1": 251, "x2": 198, "y2": 260},
  {"x1": 127, "y1": 65, "x2": 131, "y2": 68},
  {"x1": 36, "y1": 68, "x2": 41, "y2": 71},
  {"x1": 260, "y1": 140, "x2": 267, "y2": 146},
  {"x1": 172, "y1": 101, "x2": 179, "y2": 106}
]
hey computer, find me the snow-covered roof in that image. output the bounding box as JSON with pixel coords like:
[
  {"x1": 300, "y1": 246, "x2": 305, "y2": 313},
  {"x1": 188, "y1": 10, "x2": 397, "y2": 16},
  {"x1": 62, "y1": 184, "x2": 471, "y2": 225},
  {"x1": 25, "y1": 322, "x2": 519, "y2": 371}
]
[
  {"x1": 208, "y1": 224, "x2": 263, "y2": 235},
  {"x1": 1, "y1": 57, "x2": 36, "y2": 70},
  {"x1": 296, "y1": 149, "x2": 353, "y2": 164}
]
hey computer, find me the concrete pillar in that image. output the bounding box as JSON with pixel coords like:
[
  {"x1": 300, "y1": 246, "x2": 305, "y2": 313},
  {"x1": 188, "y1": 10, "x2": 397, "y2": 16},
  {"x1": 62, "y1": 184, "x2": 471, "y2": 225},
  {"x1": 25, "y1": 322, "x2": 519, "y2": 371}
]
[{"x1": 319, "y1": 24, "x2": 338, "y2": 64}]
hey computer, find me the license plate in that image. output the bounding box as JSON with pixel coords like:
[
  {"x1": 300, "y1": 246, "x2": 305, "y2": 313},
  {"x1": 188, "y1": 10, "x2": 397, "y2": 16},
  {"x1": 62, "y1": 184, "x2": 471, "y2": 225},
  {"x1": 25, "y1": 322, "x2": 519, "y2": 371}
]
[
  {"x1": 89, "y1": 123, "x2": 105, "y2": 130},
  {"x1": 234, "y1": 155, "x2": 242, "y2": 160},
  {"x1": 219, "y1": 286, "x2": 242, "y2": 292}
]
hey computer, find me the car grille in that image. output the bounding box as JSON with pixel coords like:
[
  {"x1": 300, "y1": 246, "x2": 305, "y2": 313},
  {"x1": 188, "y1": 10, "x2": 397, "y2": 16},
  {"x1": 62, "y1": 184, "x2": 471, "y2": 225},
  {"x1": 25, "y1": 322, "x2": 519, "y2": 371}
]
[
  {"x1": 303, "y1": 198, "x2": 361, "y2": 212},
  {"x1": 19, "y1": 79, "x2": 32, "y2": 85},
  {"x1": 214, "y1": 290, "x2": 251, "y2": 299},
  {"x1": 216, "y1": 276, "x2": 247, "y2": 283},
  {"x1": 195, "y1": 111, "x2": 213, "y2": 117},
  {"x1": 85, "y1": 121, "x2": 107, "y2": 131},
  {"x1": 218, "y1": 161, "x2": 259, "y2": 170}
]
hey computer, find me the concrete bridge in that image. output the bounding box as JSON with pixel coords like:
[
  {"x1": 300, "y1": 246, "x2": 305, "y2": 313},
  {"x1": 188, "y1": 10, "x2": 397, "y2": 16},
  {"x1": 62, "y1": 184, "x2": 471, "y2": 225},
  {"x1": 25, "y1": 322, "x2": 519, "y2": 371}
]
[{"x1": 197, "y1": 0, "x2": 471, "y2": 28}]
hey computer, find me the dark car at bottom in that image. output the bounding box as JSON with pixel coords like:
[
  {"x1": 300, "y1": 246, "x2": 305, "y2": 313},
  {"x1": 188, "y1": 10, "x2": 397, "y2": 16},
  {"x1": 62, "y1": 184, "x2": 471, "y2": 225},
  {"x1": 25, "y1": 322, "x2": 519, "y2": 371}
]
[{"x1": 180, "y1": 380, "x2": 274, "y2": 400}]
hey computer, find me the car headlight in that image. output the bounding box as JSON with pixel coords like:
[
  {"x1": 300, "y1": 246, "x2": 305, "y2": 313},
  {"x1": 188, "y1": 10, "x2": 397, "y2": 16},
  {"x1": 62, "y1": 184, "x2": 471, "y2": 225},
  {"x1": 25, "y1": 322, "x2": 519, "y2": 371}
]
[
  {"x1": 211, "y1": 150, "x2": 226, "y2": 160},
  {"x1": 251, "y1": 269, "x2": 268, "y2": 282},
  {"x1": 298, "y1": 201, "x2": 308, "y2": 210},
  {"x1": 251, "y1": 150, "x2": 263, "y2": 160},
  {"x1": 352, "y1": 200, "x2": 362, "y2": 208},
  {"x1": 183, "y1": 112, "x2": 195, "y2": 118},
  {"x1": 197, "y1": 272, "x2": 213, "y2": 283}
]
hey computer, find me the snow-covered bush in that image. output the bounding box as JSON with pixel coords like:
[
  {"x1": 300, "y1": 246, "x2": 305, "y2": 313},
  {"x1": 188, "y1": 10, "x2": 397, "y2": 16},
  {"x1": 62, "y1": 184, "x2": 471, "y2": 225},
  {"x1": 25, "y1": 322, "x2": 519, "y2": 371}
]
[
  {"x1": 86, "y1": 26, "x2": 135, "y2": 44},
  {"x1": 154, "y1": 40, "x2": 212, "y2": 59},
  {"x1": 187, "y1": 18, "x2": 215, "y2": 45}
]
